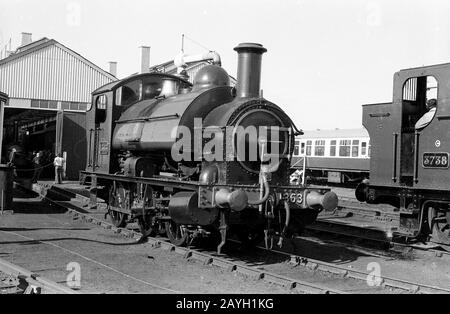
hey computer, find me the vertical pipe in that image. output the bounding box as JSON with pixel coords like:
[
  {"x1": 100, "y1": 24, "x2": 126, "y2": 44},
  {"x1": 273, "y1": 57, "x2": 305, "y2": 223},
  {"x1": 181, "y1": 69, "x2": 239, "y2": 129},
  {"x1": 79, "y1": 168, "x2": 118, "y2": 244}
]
[
  {"x1": 413, "y1": 132, "x2": 419, "y2": 184},
  {"x1": 302, "y1": 156, "x2": 306, "y2": 185},
  {"x1": 0, "y1": 98, "x2": 4, "y2": 163},
  {"x1": 392, "y1": 133, "x2": 398, "y2": 182},
  {"x1": 108, "y1": 62, "x2": 118, "y2": 77},
  {"x1": 233, "y1": 43, "x2": 267, "y2": 99},
  {"x1": 140, "y1": 46, "x2": 150, "y2": 74}
]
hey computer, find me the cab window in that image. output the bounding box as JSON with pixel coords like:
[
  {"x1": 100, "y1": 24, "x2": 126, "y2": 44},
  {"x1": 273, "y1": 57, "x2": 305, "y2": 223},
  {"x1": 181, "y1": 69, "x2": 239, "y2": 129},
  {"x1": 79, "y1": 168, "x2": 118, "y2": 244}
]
[
  {"x1": 402, "y1": 75, "x2": 438, "y2": 130},
  {"x1": 95, "y1": 94, "x2": 107, "y2": 124},
  {"x1": 116, "y1": 80, "x2": 142, "y2": 107}
]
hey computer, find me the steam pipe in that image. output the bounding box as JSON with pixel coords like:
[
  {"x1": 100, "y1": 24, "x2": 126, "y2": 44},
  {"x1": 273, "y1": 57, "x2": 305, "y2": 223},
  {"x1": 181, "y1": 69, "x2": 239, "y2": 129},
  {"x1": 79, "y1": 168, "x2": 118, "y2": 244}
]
[
  {"x1": 277, "y1": 200, "x2": 291, "y2": 248},
  {"x1": 248, "y1": 174, "x2": 270, "y2": 206}
]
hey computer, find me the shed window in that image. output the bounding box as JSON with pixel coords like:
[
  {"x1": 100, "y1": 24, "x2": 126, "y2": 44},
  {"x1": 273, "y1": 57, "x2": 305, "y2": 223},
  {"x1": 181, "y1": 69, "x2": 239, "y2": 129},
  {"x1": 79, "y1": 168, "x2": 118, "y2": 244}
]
[
  {"x1": 31, "y1": 99, "x2": 40, "y2": 108},
  {"x1": 49, "y1": 101, "x2": 57, "y2": 109},
  {"x1": 314, "y1": 140, "x2": 325, "y2": 156},
  {"x1": 31, "y1": 99, "x2": 53, "y2": 109}
]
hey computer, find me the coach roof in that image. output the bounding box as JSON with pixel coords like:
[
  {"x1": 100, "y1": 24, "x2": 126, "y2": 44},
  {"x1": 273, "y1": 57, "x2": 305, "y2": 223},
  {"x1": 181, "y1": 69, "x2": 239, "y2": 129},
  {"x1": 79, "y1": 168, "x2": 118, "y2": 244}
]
[{"x1": 299, "y1": 128, "x2": 369, "y2": 139}]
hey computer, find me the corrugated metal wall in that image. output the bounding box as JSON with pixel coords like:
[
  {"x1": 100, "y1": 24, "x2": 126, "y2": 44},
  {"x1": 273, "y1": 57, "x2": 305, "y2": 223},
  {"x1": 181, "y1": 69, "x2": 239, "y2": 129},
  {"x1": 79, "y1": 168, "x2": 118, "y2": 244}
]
[{"x1": 0, "y1": 44, "x2": 113, "y2": 103}]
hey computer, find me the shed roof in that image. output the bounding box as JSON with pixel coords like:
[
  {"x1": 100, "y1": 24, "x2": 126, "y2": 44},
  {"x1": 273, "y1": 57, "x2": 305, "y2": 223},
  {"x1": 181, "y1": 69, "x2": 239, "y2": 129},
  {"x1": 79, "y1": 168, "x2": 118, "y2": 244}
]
[
  {"x1": 0, "y1": 37, "x2": 115, "y2": 79},
  {"x1": 0, "y1": 37, "x2": 116, "y2": 103}
]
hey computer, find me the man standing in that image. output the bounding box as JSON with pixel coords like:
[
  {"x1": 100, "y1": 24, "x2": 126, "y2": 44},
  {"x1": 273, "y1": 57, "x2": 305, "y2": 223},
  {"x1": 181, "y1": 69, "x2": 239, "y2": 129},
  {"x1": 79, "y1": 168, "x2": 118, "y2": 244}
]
[
  {"x1": 53, "y1": 153, "x2": 65, "y2": 184},
  {"x1": 32, "y1": 151, "x2": 42, "y2": 183}
]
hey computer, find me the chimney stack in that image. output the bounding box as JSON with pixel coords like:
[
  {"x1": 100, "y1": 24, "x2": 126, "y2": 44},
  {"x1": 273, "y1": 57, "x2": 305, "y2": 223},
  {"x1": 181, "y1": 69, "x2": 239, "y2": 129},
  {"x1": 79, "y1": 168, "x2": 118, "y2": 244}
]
[
  {"x1": 21, "y1": 32, "x2": 32, "y2": 46},
  {"x1": 233, "y1": 43, "x2": 267, "y2": 99},
  {"x1": 140, "y1": 46, "x2": 150, "y2": 73},
  {"x1": 108, "y1": 61, "x2": 118, "y2": 77}
]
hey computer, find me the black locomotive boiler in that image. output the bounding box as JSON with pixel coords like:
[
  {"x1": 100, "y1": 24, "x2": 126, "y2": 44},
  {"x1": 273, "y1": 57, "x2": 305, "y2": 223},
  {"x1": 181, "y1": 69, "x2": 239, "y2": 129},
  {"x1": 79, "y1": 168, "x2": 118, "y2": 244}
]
[
  {"x1": 356, "y1": 63, "x2": 450, "y2": 246},
  {"x1": 82, "y1": 43, "x2": 338, "y2": 253}
]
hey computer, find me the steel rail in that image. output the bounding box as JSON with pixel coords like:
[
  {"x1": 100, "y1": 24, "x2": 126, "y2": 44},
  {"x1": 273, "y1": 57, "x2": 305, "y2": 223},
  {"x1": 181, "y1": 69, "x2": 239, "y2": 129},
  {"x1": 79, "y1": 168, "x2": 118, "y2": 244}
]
[
  {"x1": 26, "y1": 183, "x2": 450, "y2": 294},
  {"x1": 30, "y1": 186, "x2": 345, "y2": 294},
  {"x1": 249, "y1": 243, "x2": 450, "y2": 294},
  {"x1": 0, "y1": 257, "x2": 78, "y2": 294},
  {"x1": 313, "y1": 198, "x2": 450, "y2": 260}
]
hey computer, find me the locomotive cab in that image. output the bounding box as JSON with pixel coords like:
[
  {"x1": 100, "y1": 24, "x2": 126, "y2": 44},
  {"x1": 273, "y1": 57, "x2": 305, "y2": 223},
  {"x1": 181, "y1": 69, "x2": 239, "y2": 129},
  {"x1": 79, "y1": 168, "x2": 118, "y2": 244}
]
[
  {"x1": 359, "y1": 63, "x2": 450, "y2": 244},
  {"x1": 85, "y1": 73, "x2": 192, "y2": 175}
]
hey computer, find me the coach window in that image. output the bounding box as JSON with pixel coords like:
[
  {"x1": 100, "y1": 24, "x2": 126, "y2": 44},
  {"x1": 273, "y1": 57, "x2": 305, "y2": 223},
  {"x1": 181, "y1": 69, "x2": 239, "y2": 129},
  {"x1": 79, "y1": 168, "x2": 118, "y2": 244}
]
[
  {"x1": 352, "y1": 140, "x2": 359, "y2": 157},
  {"x1": 330, "y1": 140, "x2": 337, "y2": 157},
  {"x1": 339, "y1": 140, "x2": 351, "y2": 157},
  {"x1": 314, "y1": 140, "x2": 325, "y2": 156},
  {"x1": 294, "y1": 140, "x2": 300, "y2": 156},
  {"x1": 300, "y1": 142, "x2": 305, "y2": 155},
  {"x1": 361, "y1": 142, "x2": 367, "y2": 156},
  {"x1": 306, "y1": 140, "x2": 312, "y2": 156}
]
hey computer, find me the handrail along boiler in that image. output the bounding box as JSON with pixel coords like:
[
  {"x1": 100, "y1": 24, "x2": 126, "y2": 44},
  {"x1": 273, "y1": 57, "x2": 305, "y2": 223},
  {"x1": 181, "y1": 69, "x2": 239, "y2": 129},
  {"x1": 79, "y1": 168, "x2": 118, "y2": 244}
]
[{"x1": 82, "y1": 43, "x2": 338, "y2": 252}]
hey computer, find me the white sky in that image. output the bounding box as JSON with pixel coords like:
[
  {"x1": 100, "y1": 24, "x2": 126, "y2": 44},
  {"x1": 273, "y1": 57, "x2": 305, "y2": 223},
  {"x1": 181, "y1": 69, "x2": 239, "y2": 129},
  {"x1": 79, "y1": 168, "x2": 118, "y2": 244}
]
[{"x1": 1, "y1": 0, "x2": 450, "y2": 130}]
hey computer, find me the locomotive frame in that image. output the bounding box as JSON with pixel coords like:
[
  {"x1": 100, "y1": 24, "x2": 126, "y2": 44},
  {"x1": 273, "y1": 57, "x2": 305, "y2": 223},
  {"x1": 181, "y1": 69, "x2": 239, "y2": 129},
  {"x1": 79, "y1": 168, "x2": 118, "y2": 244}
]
[{"x1": 81, "y1": 43, "x2": 338, "y2": 253}]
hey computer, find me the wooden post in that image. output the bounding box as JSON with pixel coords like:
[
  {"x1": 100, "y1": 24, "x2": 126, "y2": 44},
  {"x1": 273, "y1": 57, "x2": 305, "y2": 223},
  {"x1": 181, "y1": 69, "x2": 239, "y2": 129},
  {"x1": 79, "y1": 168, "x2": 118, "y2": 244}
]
[
  {"x1": 0, "y1": 98, "x2": 4, "y2": 163},
  {"x1": 302, "y1": 156, "x2": 307, "y2": 185},
  {"x1": 89, "y1": 175, "x2": 98, "y2": 210}
]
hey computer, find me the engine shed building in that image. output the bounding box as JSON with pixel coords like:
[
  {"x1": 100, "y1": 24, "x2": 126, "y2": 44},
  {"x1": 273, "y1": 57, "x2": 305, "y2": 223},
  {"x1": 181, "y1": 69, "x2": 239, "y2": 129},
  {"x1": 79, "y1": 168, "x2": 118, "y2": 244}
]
[{"x1": 0, "y1": 34, "x2": 116, "y2": 180}]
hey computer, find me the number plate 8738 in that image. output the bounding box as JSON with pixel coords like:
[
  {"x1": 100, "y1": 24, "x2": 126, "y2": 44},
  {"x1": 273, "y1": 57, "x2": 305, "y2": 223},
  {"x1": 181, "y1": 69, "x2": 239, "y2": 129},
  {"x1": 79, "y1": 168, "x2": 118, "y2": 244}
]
[{"x1": 422, "y1": 152, "x2": 449, "y2": 168}]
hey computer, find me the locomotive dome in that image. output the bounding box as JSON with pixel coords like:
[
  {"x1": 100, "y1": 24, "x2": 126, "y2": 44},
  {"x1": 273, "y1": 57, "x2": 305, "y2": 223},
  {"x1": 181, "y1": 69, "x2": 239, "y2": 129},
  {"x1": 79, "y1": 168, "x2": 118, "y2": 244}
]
[{"x1": 192, "y1": 65, "x2": 230, "y2": 90}]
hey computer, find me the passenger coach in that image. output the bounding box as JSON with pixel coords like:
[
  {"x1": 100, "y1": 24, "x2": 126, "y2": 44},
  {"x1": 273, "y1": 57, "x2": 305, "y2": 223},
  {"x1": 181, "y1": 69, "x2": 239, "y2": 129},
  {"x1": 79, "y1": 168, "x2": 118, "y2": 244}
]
[{"x1": 291, "y1": 129, "x2": 370, "y2": 184}]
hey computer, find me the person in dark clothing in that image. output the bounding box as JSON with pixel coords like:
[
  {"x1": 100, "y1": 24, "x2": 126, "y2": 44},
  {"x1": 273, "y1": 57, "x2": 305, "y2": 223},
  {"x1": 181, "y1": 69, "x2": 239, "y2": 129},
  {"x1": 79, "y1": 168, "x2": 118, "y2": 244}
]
[{"x1": 32, "y1": 151, "x2": 42, "y2": 183}]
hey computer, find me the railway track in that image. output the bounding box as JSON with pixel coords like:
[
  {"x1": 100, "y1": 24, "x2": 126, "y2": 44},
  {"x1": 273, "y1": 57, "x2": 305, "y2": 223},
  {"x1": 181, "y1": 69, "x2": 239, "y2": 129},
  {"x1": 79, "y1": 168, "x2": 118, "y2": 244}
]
[
  {"x1": 313, "y1": 197, "x2": 450, "y2": 260},
  {"x1": 0, "y1": 257, "x2": 78, "y2": 294},
  {"x1": 26, "y1": 183, "x2": 450, "y2": 294}
]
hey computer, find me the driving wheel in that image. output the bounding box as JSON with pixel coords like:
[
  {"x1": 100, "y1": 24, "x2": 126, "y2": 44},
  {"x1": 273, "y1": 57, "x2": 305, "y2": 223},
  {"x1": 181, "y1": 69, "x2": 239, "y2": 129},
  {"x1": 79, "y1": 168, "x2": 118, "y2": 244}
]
[
  {"x1": 109, "y1": 184, "x2": 129, "y2": 228},
  {"x1": 428, "y1": 207, "x2": 450, "y2": 246},
  {"x1": 165, "y1": 220, "x2": 188, "y2": 246}
]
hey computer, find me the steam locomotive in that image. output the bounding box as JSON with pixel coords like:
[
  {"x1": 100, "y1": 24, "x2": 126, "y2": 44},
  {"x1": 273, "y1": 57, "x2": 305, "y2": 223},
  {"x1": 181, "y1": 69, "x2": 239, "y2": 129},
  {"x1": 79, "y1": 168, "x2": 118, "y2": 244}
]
[
  {"x1": 356, "y1": 63, "x2": 450, "y2": 246},
  {"x1": 82, "y1": 43, "x2": 338, "y2": 253}
]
